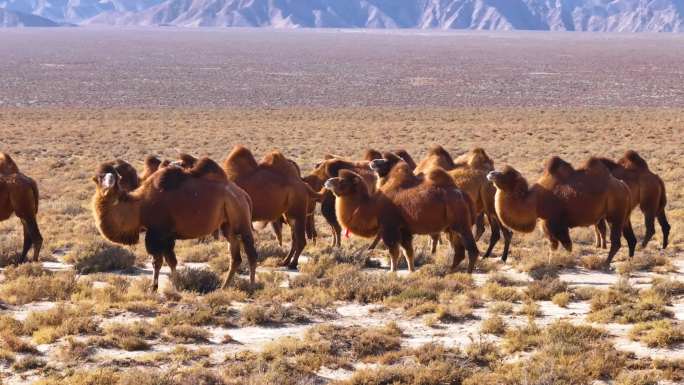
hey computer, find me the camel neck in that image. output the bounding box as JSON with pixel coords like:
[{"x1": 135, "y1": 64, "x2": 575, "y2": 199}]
[{"x1": 91, "y1": 192, "x2": 142, "y2": 245}]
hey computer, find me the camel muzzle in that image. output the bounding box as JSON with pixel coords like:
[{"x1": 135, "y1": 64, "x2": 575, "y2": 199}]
[
  {"x1": 369, "y1": 159, "x2": 386, "y2": 171},
  {"x1": 486, "y1": 171, "x2": 500, "y2": 182}
]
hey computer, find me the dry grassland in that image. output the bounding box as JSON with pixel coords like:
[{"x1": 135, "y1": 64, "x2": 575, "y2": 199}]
[{"x1": 0, "y1": 107, "x2": 683, "y2": 384}]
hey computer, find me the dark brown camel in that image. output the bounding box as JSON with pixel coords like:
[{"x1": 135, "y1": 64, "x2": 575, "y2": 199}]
[
  {"x1": 487, "y1": 157, "x2": 637, "y2": 268},
  {"x1": 0, "y1": 152, "x2": 19, "y2": 175},
  {"x1": 92, "y1": 157, "x2": 256, "y2": 291},
  {"x1": 414, "y1": 146, "x2": 512, "y2": 261},
  {"x1": 595, "y1": 151, "x2": 670, "y2": 249},
  {"x1": 223, "y1": 146, "x2": 321, "y2": 269},
  {"x1": 368, "y1": 152, "x2": 480, "y2": 272},
  {"x1": 0, "y1": 173, "x2": 43, "y2": 264}
]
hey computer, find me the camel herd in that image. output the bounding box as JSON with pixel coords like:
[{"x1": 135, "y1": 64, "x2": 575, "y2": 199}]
[{"x1": 0, "y1": 147, "x2": 671, "y2": 291}]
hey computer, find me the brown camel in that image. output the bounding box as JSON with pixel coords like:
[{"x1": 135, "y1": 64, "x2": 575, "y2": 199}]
[
  {"x1": 414, "y1": 146, "x2": 512, "y2": 261},
  {"x1": 595, "y1": 151, "x2": 670, "y2": 249},
  {"x1": 368, "y1": 152, "x2": 480, "y2": 272},
  {"x1": 140, "y1": 156, "x2": 171, "y2": 182},
  {"x1": 364, "y1": 149, "x2": 417, "y2": 170},
  {"x1": 0, "y1": 152, "x2": 19, "y2": 175},
  {"x1": 487, "y1": 156, "x2": 636, "y2": 268},
  {"x1": 92, "y1": 157, "x2": 256, "y2": 291},
  {"x1": 0, "y1": 173, "x2": 43, "y2": 264},
  {"x1": 223, "y1": 146, "x2": 321, "y2": 269}
]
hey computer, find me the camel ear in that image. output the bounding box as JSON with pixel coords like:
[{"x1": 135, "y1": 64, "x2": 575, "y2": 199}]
[
  {"x1": 325, "y1": 160, "x2": 347, "y2": 177},
  {"x1": 92, "y1": 175, "x2": 99, "y2": 184}
]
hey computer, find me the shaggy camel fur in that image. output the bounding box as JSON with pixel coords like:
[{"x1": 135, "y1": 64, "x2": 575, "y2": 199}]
[
  {"x1": 487, "y1": 157, "x2": 636, "y2": 267},
  {"x1": 0, "y1": 173, "x2": 43, "y2": 263},
  {"x1": 223, "y1": 146, "x2": 321, "y2": 269},
  {"x1": 140, "y1": 156, "x2": 170, "y2": 182},
  {"x1": 364, "y1": 149, "x2": 417, "y2": 170},
  {"x1": 97, "y1": 159, "x2": 140, "y2": 192},
  {"x1": 0, "y1": 153, "x2": 19, "y2": 175},
  {"x1": 92, "y1": 157, "x2": 256, "y2": 291},
  {"x1": 368, "y1": 152, "x2": 480, "y2": 272},
  {"x1": 595, "y1": 151, "x2": 670, "y2": 249},
  {"x1": 414, "y1": 146, "x2": 512, "y2": 260},
  {"x1": 308, "y1": 156, "x2": 379, "y2": 247}
]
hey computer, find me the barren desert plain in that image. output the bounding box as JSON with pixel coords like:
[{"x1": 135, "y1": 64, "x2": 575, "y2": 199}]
[{"x1": 0, "y1": 29, "x2": 683, "y2": 385}]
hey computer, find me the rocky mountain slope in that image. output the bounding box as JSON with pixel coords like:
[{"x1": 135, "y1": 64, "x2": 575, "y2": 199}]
[
  {"x1": 0, "y1": 6, "x2": 58, "y2": 26},
  {"x1": 1, "y1": 0, "x2": 683, "y2": 31}
]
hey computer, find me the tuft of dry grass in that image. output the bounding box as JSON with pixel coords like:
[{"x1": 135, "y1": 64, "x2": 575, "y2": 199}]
[
  {"x1": 64, "y1": 239, "x2": 137, "y2": 274},
  {"x1": 588, "y1": 281, "x2": 672, "y2": 324},
  {"x1": 552, "y1": 292, "x2": 571, "y2": 307},
  {"x1": 480, "y1": 314, "x2": 506, "y2": 336},
  {"x1": 24, "y1": 304, "x2": 99, "y2": 344},
  {"x1": 171, "y1": 267, "x2": 220, "y2": 294},
  {"x1": 629, "y1": 320, "x2": 684, "y2": 348},
  {"x1": 0, "y1": 270, "x2": 77, "y2": 305},
  {"x1": 164, "y1": 324, "x2": 211, "y2": 344},
  {"x1": 515, "y1": 252, "x2": 576, "y2": 280},
  {"x1": 54, "y1": 337, "x2": 94, "y2": 363},
  {"x1": 526, "y1": 277, "x2": 568, "y2": 300}
]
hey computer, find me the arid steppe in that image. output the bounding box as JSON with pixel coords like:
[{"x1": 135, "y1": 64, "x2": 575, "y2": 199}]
[{"x1": 0, "y1": 29, "x2": 683, "y2": 385}]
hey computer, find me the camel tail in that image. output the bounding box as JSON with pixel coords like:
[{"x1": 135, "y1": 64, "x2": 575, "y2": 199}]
[
  {"x1": 658, "y1": 177, "x2": 667, "y2": 212},
  {"x1": 28, "y1": 176, "x2": 39, "y2": 213}
]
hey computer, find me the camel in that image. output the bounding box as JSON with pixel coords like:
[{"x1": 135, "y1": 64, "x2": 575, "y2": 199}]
[
  {"x1": 367, "y1": 152, "x2": 480, "y2": 272},
  {"x1": 92, "y1": 157, "x2": 257, "y2": 291},
  {"x1": 414, "y1": 146, "x2": 512, "y2": 261},
  {"x1": 594, "y1": 151, "x2": 670, "y2": 249},
  {"x1": 140, "y1": 156, "x2": 170, "y2": 182},
  {"x1": 487, "y1": 156, "x2": 637, "y2": 268},
  {"x1": 0, "y1": 152, "x2": 19, "y2": 175},
  {"x1": 223, "y1": 146, "x2": 322, "y2": 269},
  {"x1": 0, "y1": 173, "x2": 43, "y2": 264}
]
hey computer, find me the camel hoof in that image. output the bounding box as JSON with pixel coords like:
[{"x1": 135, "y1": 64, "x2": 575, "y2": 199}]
[{"x1": 286, "y1": 263, "x2": 299, "y2": 271}]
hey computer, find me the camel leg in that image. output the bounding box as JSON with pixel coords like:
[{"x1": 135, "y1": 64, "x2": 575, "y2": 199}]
[
  {"x1": 430, "y1": 234, "x2": 440, "y2": 255},
  {"x1": 321, "y1": 194, "x2": 341, "y2": 247},
  {"x1": 279, "y1": 221, "x2": 297, "y2": 267},
  {"x1": 19, "y1": 217, "x2": 42, "y2": 264},
  {"x1": 453, "y1": 222, "x2": 479, "y2": 273},
  {"x1": 399, "y1": 232, "x2": 415, "y2": 272},
  {"x1": 500, "y1": 226, "x2": 512, "y2": 263},
  {"x1": 271, "y1": 220, "x2": 284, "y2": 247},
  {"x1": 163, "y1": 250, "x2": 177, "y2": 279},
  {"x1": 305, "y1": 214, "x2": 317, "y2": 245},
  {"x1": 242, "y1": 231, "x2": 258, "y2": 286},
  {"x1": 641, "y1": 212, "x2": 656, "y2": 249},
  {"x1": 18, "y1": 220, "x2": 32, "y2": 264},
  {"x1": 286, "y1": 215, "x2": 307, "y2": 270},
  {"x1": 474, "y1": 213, "x2": 486, "y2": 241},
  {"x1": 482, "y1": 214, "x2": 501, "y2": 259},
  {"x1": 387, "y1": 243, "x2": 401, "y2": 272},
  {"x1": 367, "y1": 235, "x2": 381, "y2": 251},
  {"x1": 657, "y1": 211, "x2": 670, "y2": 249},
  {"x1": 595, "y1": 219, "x2": 607, "y2": 249},
  {"x1": 623, "y1": 219, "x2": 636, "y2": 258},
  {"x1": 223, "y1": 233, "x2": 243, "y2": 289},
  {"x1": 604, "y1": 220, "x2": 623, "y2": 269},
  {"x1": 151, "y1": 255, "x2": 164, "y2": 292},
  {"x1": 448, "y1": 232, "x2": 465, "y2": 273}
]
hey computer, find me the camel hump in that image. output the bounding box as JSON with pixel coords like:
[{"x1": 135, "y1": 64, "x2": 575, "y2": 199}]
[
  {"x1": 188, "y1": 158, "x2": 227, "y2": 180},
  {"x1": 325, "y1": 159, "x2": 354, "y2": 177},
  {"x1": 262, "y1": 151, "x2": 300, "y2": 178},
  {"x1": 178, "y1": 153, "x2": 199, "y2": 168},
  {"x1": 364, "y1": 149, "x2": 382, "y2": 161},
  {"x1": 145, "y1": 155, "x2": 162, "y2": 169},
  {"x1": 153, "y1": 167, "x2": 186, "y2": 191},
  {"x1": 467, "y1": 148, "x2": 494, "y2": 170},
  {"x1": 619, "y1": 150, "x2": 649, "y2": 170},
  {"x1": 581, "y1": 157, "x2": 610, "y2": 178},
  {"x1": 224, "y1": 145, "x2": 258, "y2": 179},
  {"x1": 544, "y1": 156, "x2": 575, "y2": 180},
  {"x1": 596, "y1": 157, "x2": 620, "y2": 171},
  {"x1": 426, "y1": 168, "x2": 455, "y2": 187},
  {"x1": 0, "y1": 152, "x2": 19, "y2": 174},
  {"x1": 394, "y1": 149, "x2": 417, "y2": 170}
]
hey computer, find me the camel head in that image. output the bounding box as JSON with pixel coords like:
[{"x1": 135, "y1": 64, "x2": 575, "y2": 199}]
[
  {"x1": 369, "y1": 152, "x2": 403, "y2": 178},
  {"x1": 487, "y1": 166, "x2": 529, "y2": 196},
  {"x1": 144, "y1": 155, "x2": 162, "y2": 171},
  {"x1": 324, "y1": 170, "x2": 369, "y2": 198},
  {"x1": 176, "y1": 153, "x2": 199, "y2": 169},
  {"x1": 467, "y1": 148, "x2": 494, "y2": 171},
  {"x1": 93, "y1": 163, "x2": 126, "y2": 199},
  {"x1": 363, "y1": 149, "x2": 382, "y2": 162}
]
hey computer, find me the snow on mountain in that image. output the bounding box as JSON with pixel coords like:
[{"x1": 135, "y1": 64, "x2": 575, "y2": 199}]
[
  {"x1": 0, "y1": 7, "x2": 59, "y2": 26},
  {"x1": 1, "y1": 0, "x2": 683, "y2": 31}
]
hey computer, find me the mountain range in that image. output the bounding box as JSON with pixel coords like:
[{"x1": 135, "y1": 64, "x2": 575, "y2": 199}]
[{"x1": 0, "y1": 0, "x2": 683, "y2": 31}]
